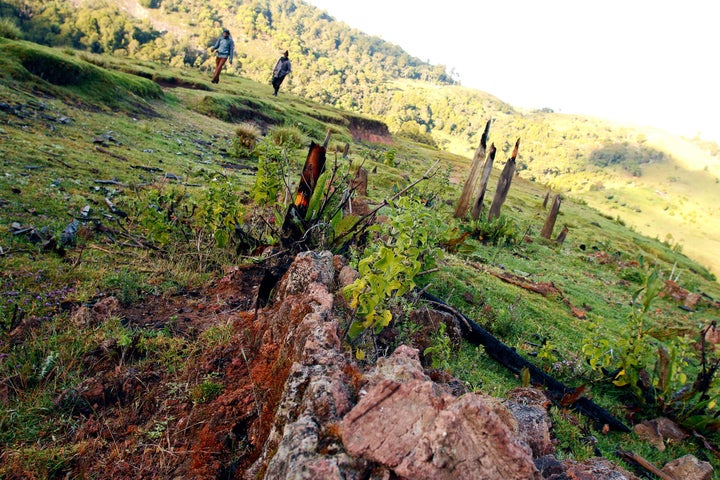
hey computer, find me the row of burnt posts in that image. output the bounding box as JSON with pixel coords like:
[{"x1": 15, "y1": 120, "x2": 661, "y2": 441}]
[
  {"x1": 454, "y1": 119, "x2": 566, "y2": 243},
  {"x1": 280, "y1": 122, "x2": 566, "y2": 250}
]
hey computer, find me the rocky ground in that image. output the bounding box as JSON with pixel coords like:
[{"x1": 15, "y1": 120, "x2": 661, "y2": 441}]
[{"x1": 6, "y1": 251, "x2": 712, "y2": 479}]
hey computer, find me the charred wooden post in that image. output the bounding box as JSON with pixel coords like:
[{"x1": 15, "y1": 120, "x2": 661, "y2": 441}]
[
  {"x1": 342, "y1": 143, "x2": 350, "y2": 159},
  {"x1": 351, "y1": 166, "x2": 368, "y2": 196},
  {"x1": 487, "y1": 139, "x2": 520, "y2": 221},
  {"x1": 471, "y1": 143, "x2": 497, "y2": 220},
  {"x1": 421, "y1": 290, "x2": 630, "y2": 433},
  {"x1": 455, "y1": 120, "x2": 491, "y2": 218},
  {"x1": 281, "y1": 141, "x2": 327, "y2": 249},
  {"x1": 555, "y1": 225, "x2": 569, "y2": 244},
  {"x1": 541, "y1": 194, "x2": 562, "y2": 240},
  {"x1": 542, "y1": 191, "x2": 550, "y2": 209}
]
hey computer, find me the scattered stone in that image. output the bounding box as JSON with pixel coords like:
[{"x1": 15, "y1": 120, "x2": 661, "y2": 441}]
[
  {"x1": 505, "y1": 388, "x2": 554, "y2": 457},
  {"x1": 564, "y1": 457, "x2": 639, "y2": 480},
  {"x1": 60, "y1": 219, "x2": 80, "y2": 247},
  {"x1": 337, "y1": 265, "x2": 359, "y2": 289},
  {"x1": 633, "y1": 417, "x2": 688, "y2": 452},
  {"x1": 662, "y1": 454, "x2": 713, "y2": 480}
]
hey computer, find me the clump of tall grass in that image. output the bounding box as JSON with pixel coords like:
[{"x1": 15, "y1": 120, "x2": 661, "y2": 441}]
[{"x1": 231, "y1": 122, "x2": 261, "y2": 157}]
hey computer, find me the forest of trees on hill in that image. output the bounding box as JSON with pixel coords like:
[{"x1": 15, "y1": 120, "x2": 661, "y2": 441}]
[
  {"x1": 0, "y1": 0, "x2": 452, "y2": 105},
  {"x1": 1, "y1": 0, "x2": 718, "y2": 183}
]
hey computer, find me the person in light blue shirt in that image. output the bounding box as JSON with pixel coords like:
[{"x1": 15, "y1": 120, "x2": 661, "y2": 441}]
[{"x1": 210, "y1": 28, "x2": 235, "y2": 84}]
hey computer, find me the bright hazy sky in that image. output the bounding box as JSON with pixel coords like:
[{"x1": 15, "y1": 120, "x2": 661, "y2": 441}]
[{"x1": 306, "y1": 0, "x2": 720, "y2": 142}]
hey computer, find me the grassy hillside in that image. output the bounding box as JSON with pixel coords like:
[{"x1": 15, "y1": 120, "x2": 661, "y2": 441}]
[
  {"x1": 3, "y1": 0, "x2": 719, "y2": 277},
  {"x1": 1, "y1": 36, "x2": 720, "y2": 479}
]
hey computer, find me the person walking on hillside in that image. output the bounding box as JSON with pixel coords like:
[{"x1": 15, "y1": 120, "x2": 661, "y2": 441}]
[
  {"x1": 210, "y1": 28, "x2": 234, "y2": 84},
  {"x1": 271, "y1": 50, "x2": 292, "y2": 96}
]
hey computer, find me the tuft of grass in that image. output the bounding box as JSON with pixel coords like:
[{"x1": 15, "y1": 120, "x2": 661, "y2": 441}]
[
  {"x1": 190, "y1": 379, "x2": 224, "y2": 404},
  {"x1": 269, "y1": 125, "x2": 306, "y2": 150},
  {"x1": 231, "y1": 122, "x2": 262, "y2": 157}
]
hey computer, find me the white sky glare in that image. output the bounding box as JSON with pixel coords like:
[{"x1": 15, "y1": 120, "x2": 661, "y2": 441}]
[{"x1": 305, "y1": 0, "x2": 720, "y2": 142}]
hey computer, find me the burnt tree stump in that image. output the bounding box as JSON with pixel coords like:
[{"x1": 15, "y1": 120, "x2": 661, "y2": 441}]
[
  {"x1": 281, "y1": 141, "x2": 327, "y2": 249},
  {"x1": 541, "y1": 194, "x2": 562, "y2": 240},
  {"x1": 455, "y1": 120, "x2": 491, "y2": 219},
  {"x1": 555, "y1": 225, "x2": 569, "y2": 244},
  {"x1": 471, "y1": 143, "x2": 497, "y2": 220},
  {"x1": 487, "y1": 139, "x2": 520, "y2": 221}
]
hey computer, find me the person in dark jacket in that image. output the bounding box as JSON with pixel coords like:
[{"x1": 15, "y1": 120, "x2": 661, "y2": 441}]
[
  {"x1": 271, "y1": 50, "x2": 292, "y2": 96},
  {"x1": 210, "y1": 28, "x2": 235, "y2": 84}
]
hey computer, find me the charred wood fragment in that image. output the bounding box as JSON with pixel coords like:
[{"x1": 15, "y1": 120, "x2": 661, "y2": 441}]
[
  {"x1": 281, "y1": 141, "x2": 327, "y2": 249},
  {"x1": 555, "y1": 225, "x2": 569, "y2": 244},
  {"x1": 541, "y1": 194, "x2": 562, "y2": 239},
  {"x1": 420, "y1": 291, "x2": 630, "y2": 432}
]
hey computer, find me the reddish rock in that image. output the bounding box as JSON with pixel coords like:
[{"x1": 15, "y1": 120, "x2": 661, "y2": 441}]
[
  {"x1": 633, "y1": 417, "x2": 688, "y2": 452},
  {"x1": 684, "y1": 293, "x2": 701, "y2": 310},
  {"x1": 662, "y1": 454, "x2": 713, "y2": 480},
  {"x1": 663, "y1": 280, "x2": 689, "y2": 302},
  {"x1": 340, "y1": 378, "x2": 539, "y2": 479},
  {"x1": 564, "y1": 457, "x2": 639, "y2": 479}
]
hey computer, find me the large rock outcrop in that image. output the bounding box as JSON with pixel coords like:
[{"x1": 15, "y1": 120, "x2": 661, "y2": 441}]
[{"x1": 241, "y1": 251, "x2": 654, "y2": 479}]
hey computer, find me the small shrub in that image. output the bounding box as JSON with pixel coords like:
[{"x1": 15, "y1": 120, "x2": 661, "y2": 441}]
[
  {"x1": 384, "y1": 148, "x2": 397, "y2": 166},
  {"x1": 195, "y1": 176, "x2": 245, "y2": 248},
  {"x1": 251, "y1": 140, "x2": 286, "y2": 206},
  {"x1": 0, "y1": 18, "x2": 22, "y2": 40},
  {"x1": 582, "y1": 264, "x2": 720, "y2": 432},
  {"x1": 104, "y1": 268, "x2": 150, "y2": 305},
  {"x1": 345, "y1": 194, "x2": 449, "y2": 338},
  {"x1": 190, "y1": 380, "x2": 224, "y2": 403},
  {"x1": 424, "y1": 323, "x2": 452, "y2": 369}
]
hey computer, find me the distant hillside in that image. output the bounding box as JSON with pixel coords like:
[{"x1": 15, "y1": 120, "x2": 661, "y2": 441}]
[{"x1": 1, "y1": 0, "x2": 719, "y2": 276}]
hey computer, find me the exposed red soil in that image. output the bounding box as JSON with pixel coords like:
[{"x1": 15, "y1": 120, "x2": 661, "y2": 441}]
[{"x1": 43, "y1": 263, "x2": 296, "y2": 479}]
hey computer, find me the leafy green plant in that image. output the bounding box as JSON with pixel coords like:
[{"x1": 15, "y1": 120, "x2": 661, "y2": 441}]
[
  {"x1": 581, "y1": 261, "x2": 720, "y2": 431},
  {"x1": 344, "y1": 194, "x2": 448, "y2": 339},
  {"x1": 251, "y1": 140, "x2": 287, "y2": 206},
  {"x1": 424, "y1": 323, "x2": 452, "y2": 369},
  {"x1": 130, "y1": 185, "x2": 188, "y2": 246},
  {"x1": 190, "y1": 379, "x2": 224, "y2": 403},
  {"x1": 194, "y1": 175, "x2": 245, "y2": 248},
  {"x1": 146, "y1": 417, "x2": 174, "y2": 440}
]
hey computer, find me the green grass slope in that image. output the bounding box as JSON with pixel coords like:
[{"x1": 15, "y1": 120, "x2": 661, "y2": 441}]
[{"x1": 1, "y1": 39, "x2": 720, "y2": 477}]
